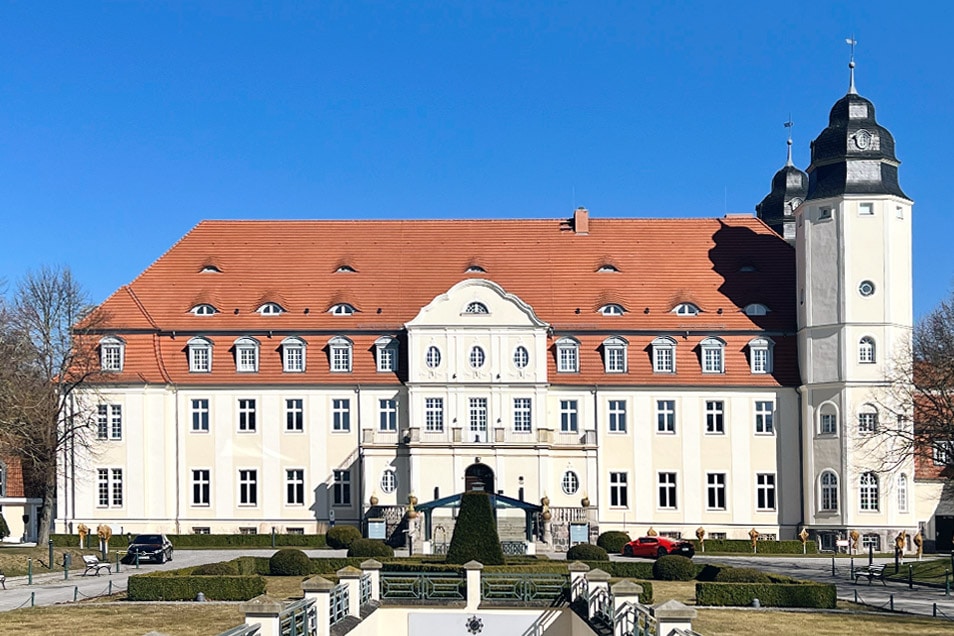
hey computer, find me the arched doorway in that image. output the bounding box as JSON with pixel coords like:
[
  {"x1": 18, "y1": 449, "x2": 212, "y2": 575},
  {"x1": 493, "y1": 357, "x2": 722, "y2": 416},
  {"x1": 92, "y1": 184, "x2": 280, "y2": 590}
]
[{"x1": 464, "y1": 463, "x2": 495, "y2": 494}]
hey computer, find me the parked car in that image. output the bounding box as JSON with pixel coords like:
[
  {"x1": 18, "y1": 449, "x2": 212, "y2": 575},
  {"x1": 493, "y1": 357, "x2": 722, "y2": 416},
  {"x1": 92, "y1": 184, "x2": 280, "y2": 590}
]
[
  {"x1": 123, "y1": 534, "x2": 174, "y2": 564},
  {"x1": 621, "y1": 536, "x2": 695, "y2": 558}
]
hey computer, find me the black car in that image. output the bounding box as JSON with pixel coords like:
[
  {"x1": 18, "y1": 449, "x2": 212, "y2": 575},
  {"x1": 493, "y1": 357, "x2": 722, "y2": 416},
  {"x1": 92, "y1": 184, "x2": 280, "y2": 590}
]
[{"x1": 123, "y1": 534, "x2": 174, "y2": 564}]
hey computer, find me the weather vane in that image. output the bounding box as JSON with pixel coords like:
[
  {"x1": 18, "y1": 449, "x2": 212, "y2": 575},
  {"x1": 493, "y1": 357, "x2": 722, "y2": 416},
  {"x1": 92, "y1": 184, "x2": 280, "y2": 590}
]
[
  {"x1": 784, "y1": 115, "x2": 794, "y2": 166},
  {"x1": 845, "y1": 36, "x2": 858, "y2": 93}
]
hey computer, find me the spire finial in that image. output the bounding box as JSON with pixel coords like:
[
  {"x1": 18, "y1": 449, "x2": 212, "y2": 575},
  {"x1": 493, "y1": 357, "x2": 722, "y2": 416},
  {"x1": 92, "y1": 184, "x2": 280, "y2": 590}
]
[
  {"x1": 845, "y1": 36, "x2": 857, "y2": 94},
  {"x1": 784, "y1": 116, "x2": 794, "y2": 167}
]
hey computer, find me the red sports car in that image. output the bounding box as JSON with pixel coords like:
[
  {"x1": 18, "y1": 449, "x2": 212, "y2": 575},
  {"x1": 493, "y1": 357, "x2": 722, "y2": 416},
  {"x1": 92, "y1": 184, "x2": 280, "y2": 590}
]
[{"x1": 621, "y1": 536, "x2": 695, "y2": 558}]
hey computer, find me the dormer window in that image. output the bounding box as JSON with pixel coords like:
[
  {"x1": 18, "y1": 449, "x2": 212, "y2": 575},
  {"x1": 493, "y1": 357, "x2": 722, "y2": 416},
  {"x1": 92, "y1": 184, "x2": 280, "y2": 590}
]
[
  {"x1": 200, "y1": 264, "x2": 221, "y2": 273},
  {"x1": 556, "y1": 337, "x2": 579, "y2": 373},
  {"x1": 329, "y1": 336, "x2": 353, "y2": 372},
  {"x1": 748, "y1": 337, "x2": 774, "y2": 374},
  {"x1": 673, "y1": 303, "x2": 700, "y2": 316},
  {"x1": 599, "y1": 304, "x2": 624, "y2": 316},
  {"x1": 466, "y1": 265, "x2": 486, "y2": 273},
  {"x1": 744, "y1": 303, "x2": 770, "y2": 316},
  {"x1": 282, "y1": 337, "x2": 306, "y2": 373},
  {"x1": 464, "y1": 302, "x2": 489, "y2": 314},
  {"x1": 597, "y1": 264, "x2": 619, "y2": 273},
  {"x1": 191, "y1": 304, "x2": 218, "y2": 316},
  {"x1": 257, "y1": 303, "x2": 284, "y2": 316},
  {"x1": 602, "y1": 336, "x2": 628, "y2": 373},
  {"x1": 700, "y1": 337, "x2": 725, "y2": 374},
  {"x1": 100, "y1": 336, "x2": 125, "y2": 372},
  {"x1": 375, "y1": 336, "x2": 399, "y2": 372},
  {"x1": 651, "y1": 336, "x2": 676, "y2": 373},
  {"x1": 335, "y1": 265, "x2": 357, "y2": 273},
  {"x1": 188, "y1": 337, "x2": 213, "y2": 373},
  {"x1": 234, "y1": 337, "x2": 260, "y2": 373},
  {"x1": 329, "y1": 304, "x2": 356, "y2": 316}
]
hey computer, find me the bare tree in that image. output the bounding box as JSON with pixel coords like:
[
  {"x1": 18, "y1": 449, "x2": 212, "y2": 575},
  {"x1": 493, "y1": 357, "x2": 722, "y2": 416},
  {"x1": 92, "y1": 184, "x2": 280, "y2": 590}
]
[{"x1": 0, "y1": 266, "x2": 103, "y2": 544}]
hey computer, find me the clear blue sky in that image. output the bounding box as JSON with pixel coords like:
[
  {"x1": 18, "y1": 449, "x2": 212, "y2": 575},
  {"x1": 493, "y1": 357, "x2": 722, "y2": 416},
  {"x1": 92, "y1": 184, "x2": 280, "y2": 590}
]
[{"x1": 2, "y1": 2, "x2": 951, "y2": 319}]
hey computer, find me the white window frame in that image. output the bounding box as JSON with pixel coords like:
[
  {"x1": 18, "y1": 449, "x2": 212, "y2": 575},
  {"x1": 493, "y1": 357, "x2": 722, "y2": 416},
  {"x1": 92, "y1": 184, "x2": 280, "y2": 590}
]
[
  {"x1": 464, "y1": 301, "x2": 489, "y2": 314},
  {"x1": 560, "y1": 399, "x2": 578, "y2": 433},
  {"x1": 188, "y1": 337, "x2": 213, "y2": 373},
  {"x1": 469, "y1": 345, "x2": 486, "y2": 369},
  {"x1": 657, "y1": 472, "x2": 677, "y2": 509},
  {"x1": 743, "y1": 303, "x2": 769, "y2": 316},
  {"x1": 329, "y1": 303, "x2": 356, "y2": 315},
  {"x1": 673, "y1": 303, "x2": 700, "y2": 316},
  {"x1": 859, "y1": 472, "x2": 880, "y2": 511},
  {"x1": 820, "y1": 471, "x2": 839, "y2": 512},
  {"x1": 100, "y1": 336, "x2": 124, "y2": 372},
  {"x1": 859, "y1": 202, "x2": 874, "y2": 216},
  {"x1": 424, "y1": 397, "x2": 444, "y2": 432},
  {"x1": 562, "y1": 471, "x2": 580, "y2": 495},
  {"x1": 329, "y1": 336, "x2": 353, "y2": 373},
  {"x1": 705, "y1": 400, "x2": 724, "y2": 434},
  {"x1": 97, "y1": 404, "x2": 123, "y2": 440},
  {"x1": 239, "y1": 469, "x2": 258, "y2": 506},
  {"x1": 257, "y1": 302, "x2": 284, "y2": 316},
  {"x1": 191, "y1": 468, "x2": 210, "y2": 506},
  {"x1": 286, "y1": 468, "x2": 305, "y2": 506},
  {"x1": 513, "y1": 345, "x2": 529, "y2": 370},
  {"x1": 191, "y1": 303, "x2": 218, "y2": 316},
  {"x1": 651, "y1": 337, "x2": 676, "y2": 373},
  {"x1": 513, "y1": 398, "x2": 532, "y2": 433},
  {"x1": 858, "y1": 409, "x2": 878, "y2": 434},
  {"x1": 375, "y1": 337, "x2": 398, "y2": 373},
  {"x1": 603, "y1": 336, "x2": 628, "y2": 373},
  {"x1": 756, "y1": 473, "x2": 776, "y2": 511},
  {"x1": 97, "y1": 468, "x2": 124, "y2": 508},
  {"x1": 556, "y1": 338, "x2": 579, "y2": 373},
  {"x1": 755, "y1": 401, "x2": 774, "y2": 434},
  {"x1": 608, "y1": 400, "x2": 627, "y2": 433},
  {"x1": 379, "y1": 398, "x2": 397, "y2": 432},
  {"x1": 282, "y1": 337, "x2": 306, "y2": 373},
  {"x1": 285, "y1": 398, "x2": 304, "y2": 432},
  {"x1": 656, "y1": 399, "x2": 675, "y2": 433},
  {"x1": 238, "y1": 398, "x2": 257, "y2": 432},
  {"x1": 425, "y1": 345, "x2": 442, "y2": 369},
  {"x1": 332, "y1": 398, "x2": 351, "y2": 432},
  {"x1": 749, "y1": 337, "x2": 774, "y2": 374},
  {"x1": 819, "y1": 404, "x2": 838, "y2": 435},
  {"x1": 898, "y1": 473, "x2": 909, "y2": 513},
  {"x1": 706, "y1": 473, "x2": 726, "y2": 511},
  {"x1": 333, "y1": 469, "x2": 351, "y2": 506},
  {"x1": 380, "y1": 469, "x2": 397, "y2": 494},
  {"x1": 469, "y1": 397, "x2": 488, "y2": 441},
  {"x1": 934, "y1": 441, "x2": 954, "y2": 466},
  {"x1": 234, "y1": 337, "x2": 260, "y2": 373},
  {"x1": 599, "y1": 304, "x2": 624, "y2": 316},
  {"x1": 191, "y1": 398, "x2": 209, "y2": 432},
  {"x1": 859, "y1": 337, "x2": 876, "y2": 364},
  {"x1": 701, "y1": 338, "x2": 725, "y2": 374},
  {"x1": 609, "y1": 472, "x2": 628, "y2": 508}
]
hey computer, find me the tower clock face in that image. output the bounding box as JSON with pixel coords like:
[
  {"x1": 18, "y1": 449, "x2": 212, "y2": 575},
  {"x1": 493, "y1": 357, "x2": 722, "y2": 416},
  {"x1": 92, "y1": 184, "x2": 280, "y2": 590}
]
[{"x1": 854, "y1": 129, "x2": 872, "y2": 150}]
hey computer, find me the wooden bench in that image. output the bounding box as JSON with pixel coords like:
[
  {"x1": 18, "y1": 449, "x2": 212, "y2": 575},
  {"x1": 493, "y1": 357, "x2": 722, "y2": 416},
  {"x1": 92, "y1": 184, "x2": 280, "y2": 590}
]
[
  {"x1": 853, "y1": 563, "x2": 886, "y2": 585},
  {"x1": 82, "y1": 555, "x2": 112, "y2": 576}
]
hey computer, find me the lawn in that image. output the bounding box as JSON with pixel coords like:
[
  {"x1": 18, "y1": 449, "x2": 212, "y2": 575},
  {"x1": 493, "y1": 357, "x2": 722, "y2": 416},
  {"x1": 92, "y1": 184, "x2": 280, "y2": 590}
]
[{"x1": 0, "y1": 545, "x2": 105, "y2": 576}]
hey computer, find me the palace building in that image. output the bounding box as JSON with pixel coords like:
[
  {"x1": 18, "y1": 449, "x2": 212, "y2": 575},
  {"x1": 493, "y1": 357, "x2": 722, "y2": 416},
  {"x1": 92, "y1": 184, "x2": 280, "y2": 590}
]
[{"x1": 60, "y1": 68, "x2": 939, "y2": 553}]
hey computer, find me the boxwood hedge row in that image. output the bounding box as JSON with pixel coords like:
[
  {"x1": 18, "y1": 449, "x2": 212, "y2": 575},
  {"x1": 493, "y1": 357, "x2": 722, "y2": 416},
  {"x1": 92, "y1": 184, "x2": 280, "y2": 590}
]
[
  {"x1": 127, "y1": 572, "x2": 266, "y2": 601},
  {"x1": 51, "y1": 533, "x2": 328, "y2": 549},
  {"x1": 695, "y1": 582, "x2": 835, "y2": 608},
  {"x1": 693, "y1": 539, "x2": 817, "y2": 554}
]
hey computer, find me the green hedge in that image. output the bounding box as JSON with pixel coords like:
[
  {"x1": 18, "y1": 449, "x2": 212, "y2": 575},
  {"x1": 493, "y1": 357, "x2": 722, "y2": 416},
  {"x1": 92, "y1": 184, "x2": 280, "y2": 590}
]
[
  {"x1": 128, "y1": 572, "x2": 265, "y2": 601},
  {"x1": 693, "y1": 539, "x2": 817, "y2": 555},
  {"x1": 51, "y1": 533, "x2": 327, "y2": 549},
  {"x1": 695, "y1": 582, "x2": 835, "y2": 608}
]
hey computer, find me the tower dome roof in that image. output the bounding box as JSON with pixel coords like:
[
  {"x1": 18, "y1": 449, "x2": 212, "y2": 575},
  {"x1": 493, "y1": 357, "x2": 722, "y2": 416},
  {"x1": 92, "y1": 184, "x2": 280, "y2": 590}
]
[{"x1": 756, "y1": 143, "x2": 808, "y2": 243}]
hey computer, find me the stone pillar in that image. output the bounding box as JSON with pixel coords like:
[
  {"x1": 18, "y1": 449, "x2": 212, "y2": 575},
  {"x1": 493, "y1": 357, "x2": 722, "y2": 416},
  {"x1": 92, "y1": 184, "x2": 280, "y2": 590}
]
[
  {"x1": 302, "y1": 576, "x2": 333, "y2": 636},
  {"x1": 585, "y1": 568, "x2": 611, "y2": 620},
  {"x1": 361, "y1": 559, "x2": 383, "y2": 602},
  {"x1": 567, "y1": 561, "x2": 590, "y2": 602},
  {"x1": 337, "y1": 566, "x2": 362, "y2": 618},
  {"x1": 652, "y1": 600, "x2": 698, "y2": 636},
  {"x1": 240, "y1": 594, "x2": 283, "y2": 636},
  {"x1": 464, "y1": 560, "x2": 484, "y2": 611},
  {"x1": 612, "y1": 579, "x2": 643, "y2": 611}
]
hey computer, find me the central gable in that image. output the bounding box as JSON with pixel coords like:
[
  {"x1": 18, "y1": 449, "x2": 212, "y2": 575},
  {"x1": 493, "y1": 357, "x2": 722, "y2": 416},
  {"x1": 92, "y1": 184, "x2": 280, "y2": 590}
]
[{"x1": 406, "y1": 279, "x2": 549, "y2": 329}]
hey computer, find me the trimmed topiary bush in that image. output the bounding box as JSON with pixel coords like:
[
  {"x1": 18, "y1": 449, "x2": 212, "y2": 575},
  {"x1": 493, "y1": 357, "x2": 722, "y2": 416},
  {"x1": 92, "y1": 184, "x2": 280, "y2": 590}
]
[
  {"x1": 445, "y1": 491, "x2": 505, "y2": 565},
  {"x1": 566, "y1": 543, "x2": 609, "y2": 561},
  {"x1": 348, "y1": 539, "x2": 395, "y2": 558},
  {"x1": 269, "y1": 548, "x2": 312, "y2": 576},
  {"x1": 326, "y1": 525, "x2": 363, "y2": 550},
  {"x1": 714, "y1": 567, "x2": 772, "y2": 583},
  {"x1": 192, "y1": 561, "x2": 239, "y2": 576},
  {"x1": 652, "y1": 555, "x2": 695, "y2": 581},
  {"x1": 596, "y1": 531, "x2": 631, "y2": 554}
]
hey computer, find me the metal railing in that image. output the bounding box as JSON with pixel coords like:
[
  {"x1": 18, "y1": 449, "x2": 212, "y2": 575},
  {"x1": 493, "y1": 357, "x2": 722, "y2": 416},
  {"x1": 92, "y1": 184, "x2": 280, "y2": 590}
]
[
  {"x1": 501, "y1": 541, "x2": 528, "y2": 556},
  {"x1": 615, "y1": 601, "x2": 658, "y2": 636},
  {"x1": 217, "y1": 624, "x2": 262, "y2": 636},
  {"x1": 330, "y1": 583, "x2": 350, "y2": 625},
  {"x1": 280, "y1": 597, "x2": 317, "y2": 636},
  {"x1": 360, "y1": 573, "x2": 372, "y2": 605},
  {"x1": 380, "y1": 572, "x2": 466, "y2": 600},
  {"x1": 481, "y1": 573, "x2": 568, "y2": 602}
]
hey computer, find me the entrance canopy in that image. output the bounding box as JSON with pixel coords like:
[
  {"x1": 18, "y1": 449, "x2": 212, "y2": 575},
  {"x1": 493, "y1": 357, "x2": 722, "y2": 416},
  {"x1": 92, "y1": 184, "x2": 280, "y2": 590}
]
[{"x1": 415, "y1": 492, "x2": 542, "y2": 543}]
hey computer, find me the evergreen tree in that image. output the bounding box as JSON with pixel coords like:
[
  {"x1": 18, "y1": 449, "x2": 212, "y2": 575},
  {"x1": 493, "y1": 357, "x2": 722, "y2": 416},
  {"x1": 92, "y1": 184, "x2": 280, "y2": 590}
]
[{"x1": 445, "y1": 490, "x2": 504, "y2": 565}]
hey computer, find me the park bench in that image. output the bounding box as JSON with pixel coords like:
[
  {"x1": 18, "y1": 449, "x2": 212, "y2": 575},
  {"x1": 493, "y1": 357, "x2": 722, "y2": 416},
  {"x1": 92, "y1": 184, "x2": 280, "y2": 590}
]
[
  {"x1": 82, "y1": 555, "x2": 112, "y2": 576},
  {"x1": 853, "y1": 563, "x2": 886, "y2": 585},
  {"x1": 0, "y1": 570, "x2": 5, "y2": 589}
]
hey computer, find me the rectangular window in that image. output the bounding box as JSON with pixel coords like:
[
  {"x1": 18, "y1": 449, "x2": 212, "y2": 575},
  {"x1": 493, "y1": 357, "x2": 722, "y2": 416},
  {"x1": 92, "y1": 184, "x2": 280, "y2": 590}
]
[
  {"x1": 703, "y1": 347, "x2": 724, "y2": 373},
  {"x1": 238, "y1": 399, "x2": 257, "y2": 432},
  {"x1": 331, "y1": 345, "x2": 352, "y2": 372},
  {"x1": 239, "y1": 469, "x2": 258, "y2": 506},
  {"x1": 97, "y1": 468, "x2": 123, "y2": 507},
  {"x1": 333, "y1": 399, "x2": 351, "y2": 432},
  {"x1": 286, "y1": 469, "x2": 304, "y2": 505},
  {"x1": 653, "y1": 346, "x2": 674, "y2": 373},
  {"x1": 190, "y1": 346, "x2": 211, "y2": 373},
  {"x1": 239, "y1": 527, "x2": 257, "y2": 535},
  {"x1": 425, "y1": 398, "x2": 444, "y2": 432},
  {"x1": 707, "y1": 473, "x2": 726, "y2": 510},
  {"x1": 333, "y1": 469, "x2": 351, "y2": 506},
  {"x1": 821, "y1": 413, "x2": 837, "y2": 435},
  {"x1": 513, "y1": 398, "x2": 532, "y2": 433},
  {"x1": 558, "y1": 344, "x2": 578, "y2": 373},
  {"x1": 859, "y1": 202, "x2": 874, "y2": 216},
  {"x1": 102, "y1": 345, "x2": 122, "y2": 371},
  {"x1": 469, "y1": 397, "x2": 488, "y2": 441},
  {"x1": 705, "y1": 400, "x2": 724, "y2": 434},
  {"x1": 285, "y1": 398, "x2": 304, "y2": 432},
  {"x1": 379, "y1": 399, "x2": 397, "y2": 432},
  {"x1": 193, "y1": 527, "x2": 211, "y2": 535},
  {"x1": 284, "y1": 346, "x2": 304, "y2": 372},
  {"x1": 819, "y1": 207, "x2": 832, "y2": 220},
  {"x1": 237, "y1": 346, "x2": 258, "y2": 372},
  {"x1": 858, "y1": 412, "x2": 877, "y2": 434},
  {"x1": 756, "y1": 473, "x2": 776, "y2": 510},
  {"x1": 934, "y1": 442, "x2": 954, "y2": 466},
  {"x1": 658, "y1": 472, "x2": 677, "y2": 509},
  {"x1": 191, "y1": 399, "x2": 209, "y2": 432},
  {"x1": 656, "y1": 400, "x2": 675, "y2": 433},
  {"x1": 377, "y1": 346, "x2": 396, "y2": 372},
  {"x1": 606, "y1": 347, "x2": 626, "y2": 373},
  {"x1": 97, "y1": 404, "x2": 123, "y2": 440},
  {"x1": 752, "y1": 348, "x2": 769, "y2": 373},
  {"x1": 560, "y1": 400, "x2": 579, "y2": 433},
  {"x1": 608, "y1": 400, "x2": 627, "y2": 433},
  {"x1": 192, "y1": 469, "x2": 210, "y2": 506},
  {"x1": 609, "y1": 472, "x2": 628, "y2": 507},
  {"x1": 755, "y1": 401, "x2": 774, "y2": 434}
]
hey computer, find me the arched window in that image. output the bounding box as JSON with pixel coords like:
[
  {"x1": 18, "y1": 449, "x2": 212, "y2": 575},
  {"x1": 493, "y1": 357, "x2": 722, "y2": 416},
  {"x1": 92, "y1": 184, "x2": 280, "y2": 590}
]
[
  {"x1": 329, "y1": 303, "x2": 356, "y2": 316},
  {"x1": 466, "y1": 264, "x2": 486, "y2": 273},
  {"x1": 335, "y1": 265, "x2": 357, "y2": 273},
  {"x1": 673, "y1": 303, "x2": 700, "y2": 316},
  {"x1": 700, "y1": 337, "x2": 725, "y2": 374},
  {"x1": 556, "y1": 337, "x2": 579, "y2": 373},
  {"x1": 513, "y1": 345, "x2": 529, "y2": 369},
  {"x1": 99, "y1": 336, "x2": 125, "y2": 372},
  {"x1": 599, "y1": 304, "x2": 625, "y2": 316},
  {"x1": 282, "y1": 337, "x2": 306, "y2": 373},
  {"x1": 191, "y1": 303, "x2": 218, "y2": 316},
  {"x1": 234, "y1": 337, "x2": 260, "y2": 373},
  {"x1": 469, "y1": 345, "x2": 486, "y2": 369},
  {"x1": 257, "y1": 302, "x2": 284, "y2": 316},
  {"x1": 562, "y1": 471, "x2": 580, "y2": 495},
  {"x1": 329, "y1": 336, "x2": 353, "y2": 373},
  {"x1": 858, "y1": 406, "x2": 878, "y2": 434},
  {"x1": 602, "y1": 336, "x2": 628, "y2": 373},
  {"x1": 820, "y1": 471, "x2": 839, "y2": 512},
  {"x1": 425, "y1": 345, "x2": 442, "y2": 369},
  {"x1": 859, "y1": 472, "x2": 880, "y2": 511},
  {"x1": 651, "y1": 336, "x2": 676, "y2": 373},
  {"x1": 748, "y1": 337, "x2": 774, "y2": 374},
  {"x1": 744, "y1": 303, "x2": 770, "y2": 316},
  {"x1": 898, "y1": 474, "x2": 909, "y2": 513},
  {"x1": 187, "y1": 337, "x2": 213, "y2": 373},
  {"x1": 464, "y1": 302, "x2": 489, "y2": 314},
  {"x1": 859, "y1": 337, "x2": 876, "y2": 364},
  {"x1": 597, "y1": 264, "x2": 619, "y2": 273},
  {"x1": 818, "y1": 403, "x2": 838, "y2": 435}
]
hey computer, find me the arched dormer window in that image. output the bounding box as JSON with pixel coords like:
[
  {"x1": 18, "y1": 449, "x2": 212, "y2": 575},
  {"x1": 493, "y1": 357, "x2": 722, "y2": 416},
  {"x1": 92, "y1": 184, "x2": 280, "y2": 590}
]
[
  {"x1": 599, "y1": 304, "x2": 625, "y2": 316},
  {"x1": 700, "y1": 337, "x2": 725, "y2": 374},
  {"x1": 651, "y1": 336, "x2": 676, "y2": 373},
  {"x1": 466, "y1": 264, "x2": 486, "y2": 273},
  {"x1": 748, "y1": 337, "x2": 774, "y2": 374},
  {"x1": 99, "y1": 336, "x2": 125, "y2": 372},
  {"x1": 282, "y1": 336, "x2": 307, "y2": 373},
  {"x1": 898, "y1": 474, "x2": 909, "y2": 513},
  {"x1": 375, "y1": 336, "x2": 399, "y2": 373},
  {"x1": 335, "y1": 265, "x2": 357, "y2": 273},
  {"x1": 744, "y1": 303, "x2": 770, "y2": 316},
  {"x1": 329, "y1": 303, "x2": 356, "y2": 316},
  {"x1": 597, "y1": 264, "x2": 619, "y2": 273},
  {"x1": 257, "y1": 302, "x2": 284, "y2": 316},
  {"x1": 234, "y1": 337, "x2": 260, "y2": 373},
  {"x1": 200, "y1": 264, "x2": 221, "y2": 273},
  {"x1": 191, "y1": 304, "x2": 218, "y2": 316},
  {"x1": 329, "y1": 336, "x2": 353, "y2": 373},
  {"x1": 859, "y1": 336, "x2": 876, "y2": 364},
  {"x1": 673, "y1": 303, "x2": 700, "y2": 316},
  {"x1": 556, "y1": 337, "x2": 579, "y2": 373},
  {"x1": 464, "y1": 301, "x2": 489, "y2": 314},
  {"x1": 818, "y1": 402, "x2": 838, "y2": 435},
  {"x1": 819, "y1": 470, "x2": 839, "y2": 512},
  {"x1": 187, "y1": 337, "x2": 213, "y2": 373},
  {"x1": 859, "y1": 472, "x2": 880, "y2": 511},
  {"x1": 602, "y1": 336, "x2": 628, "y2": 373}
]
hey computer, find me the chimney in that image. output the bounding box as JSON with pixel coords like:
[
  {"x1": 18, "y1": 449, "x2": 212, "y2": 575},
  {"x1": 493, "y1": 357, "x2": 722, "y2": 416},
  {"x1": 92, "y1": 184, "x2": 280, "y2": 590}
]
[{"x1": 573, "y1": 207, "x2": 589, "y2": 235}]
